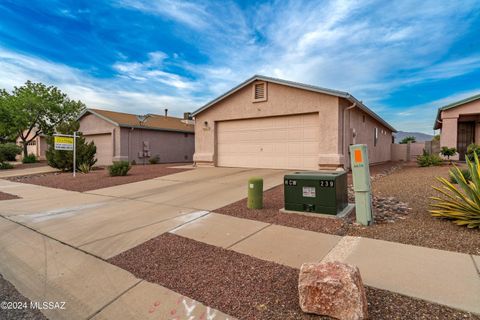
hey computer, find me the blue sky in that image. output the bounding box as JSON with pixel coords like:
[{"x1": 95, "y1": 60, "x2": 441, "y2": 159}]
[{"x1": 1, "y1": 0, "x2": 479, "y2": 134}]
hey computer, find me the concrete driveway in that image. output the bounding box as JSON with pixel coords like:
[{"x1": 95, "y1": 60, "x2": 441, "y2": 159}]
[{"x1": 0, "y1": 167, "x2": 287, "y2": 259}]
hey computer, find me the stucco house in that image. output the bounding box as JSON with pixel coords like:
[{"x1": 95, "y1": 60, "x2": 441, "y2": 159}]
[
  {"x1": 192, "y1": 75, "x2": 396, "y2": 170},
  {"x1": 434, "y1": 93, "x2": 480, "y2": 161},
  {"x1": 15, "y1": 131, "x2": 47, "y2": 160},
  {"x1": 78, "y1": 108, "x2": 194, "y2": 165}
]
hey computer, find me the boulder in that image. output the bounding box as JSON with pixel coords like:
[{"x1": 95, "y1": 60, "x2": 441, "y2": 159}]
[{"x1": 298, "y1": 261, "x2": 368, "y2": 320}]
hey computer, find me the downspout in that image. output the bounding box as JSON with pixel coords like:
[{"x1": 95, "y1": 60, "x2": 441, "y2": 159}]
[{"x1": 343, "y1": 102, "x2": 357, "y2": 169}]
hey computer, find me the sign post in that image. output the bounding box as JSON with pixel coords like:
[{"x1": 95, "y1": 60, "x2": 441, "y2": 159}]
[{"x1": 54, "y1": 132, "x2": 78, "y2": 177}]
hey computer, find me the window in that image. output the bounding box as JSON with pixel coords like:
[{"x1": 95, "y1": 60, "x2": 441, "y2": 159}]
[
  {"x1": 374, "y1": 127, "x2": 378, "y2": 147},
  {"x1": 252, "y1": 82, "x2": 267, "y2": 102}
]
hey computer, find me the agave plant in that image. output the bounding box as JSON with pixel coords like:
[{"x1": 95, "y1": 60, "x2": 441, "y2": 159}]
[{"x1": 430, "y1": 152, "x2": 480, "y2": 228}]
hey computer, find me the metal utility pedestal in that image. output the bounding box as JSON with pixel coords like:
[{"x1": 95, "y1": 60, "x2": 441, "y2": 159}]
[{"x1": 349, "y1": 144, "x2": 373, "y2": 225}]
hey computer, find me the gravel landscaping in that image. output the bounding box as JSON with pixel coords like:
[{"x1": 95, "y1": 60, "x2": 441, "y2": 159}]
[
  {"x1": 216, "y1": 162, "x2": 480, "y2": 255},
  {"x1": 7, "y1": 163, "x2": 192, "y2": 192},
  {"x1": 0, "y1": 191, "x2": 19, "y2": 201},
  {"x1": 0, "y1": 273, "x2": 47, "y2": 320},
  {"x1": 109, "y1": 233, "x2": 479, "y2": 320}
]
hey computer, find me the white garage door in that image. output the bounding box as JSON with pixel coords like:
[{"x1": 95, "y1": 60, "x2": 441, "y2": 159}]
[
  {"x1": 84, "y1": 134, "x2": 113, "y2": 166},
  {"x1": 217, "y1": 113, "x2": 319, "y2": 170}
]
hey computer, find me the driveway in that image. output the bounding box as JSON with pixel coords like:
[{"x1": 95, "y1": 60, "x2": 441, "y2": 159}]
[{"x1": 0, "y1": 167, "x2": 287, "y2": 259}]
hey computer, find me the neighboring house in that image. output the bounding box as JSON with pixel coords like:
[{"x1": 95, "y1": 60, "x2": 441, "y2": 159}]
[
  {"x1": 192, "y1": 75, "x2": 396, "y2": 170},
  {"x1": 434, "y1": 93, "x2": 480, "y2": 161},
  {"x1": 78, "y1": 108, "x2": 194, "y2": 165},
  {"x1": 15, "y1": 130, "x2": 47, "y2": 160}
]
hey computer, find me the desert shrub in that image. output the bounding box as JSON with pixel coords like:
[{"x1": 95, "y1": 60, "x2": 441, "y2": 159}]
[
  {"x1": 78, "y1": 162, "x2": 92, "y2": 174},
  {"x1": 450, "y1": 168, "x2": 470, "y2": 184},
  {"x1": 400, "y1": 136, "x2": 416, "y2": 144},
  {"x1": 22, "y1": 153, "x2": 37, "y2": 163},
  {"x1": 0, "y1": 143, "x2": 22, "y2": 161},
  {"x1": 440, "y1": 146, "x2": 457, "y2": 160},
  {"x1": 417, "y1": 151, "x2": 442, "y2": 167},
  {"x1": 430, "y1": 153, "x2": 480, "y2": 228},
  {"x1": 0, "y1": 162, "x2": 13, "y2": 170},
  {"x1": 149, "y1": 155, "x2": 160, "y2": 164},
  {"x1": 108, "y1": 161, "x2": 131, "y2": 176},
  {"x1": 46, "y1": 121, "x2": 97, "y2": 171},
  {"x1": 466, "y1": 143, "x2": 480, "y2": 161}
]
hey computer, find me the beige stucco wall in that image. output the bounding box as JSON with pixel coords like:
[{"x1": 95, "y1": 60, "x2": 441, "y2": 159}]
[
  {"x1": 194, "y1": 80, "x2": 393, "y2": 169},
  {"x1": 119, "y1": 128, "x2": 194, "y2": 164},
  {"x1": 439, "y1": 99, "x2": 480, "y2": 160},
  {"x1": 335, "y1": 98, "x2": 393, "y2": 168},
  {"x1": 15, "y1": 131, "x2": 47, "y2": 160},
  {"x1": 79, "y1": 113, "x2": 117, "y2": 164}
]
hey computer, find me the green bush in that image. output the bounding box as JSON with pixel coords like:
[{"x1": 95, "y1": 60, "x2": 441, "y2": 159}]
[
  {"x1": 0, "y1": 143, "x2": 22, "y2": 161},
  {"x1": 0, "y1": 162, "x2": 13, "y2": 170},
  {"x1": 46, "y1": 121, "x2": 97, "y2": 171},
  {"x1": 430, "y1": 153, "x2": 480, "y2": 228},
  {"x1": 22, "y1": 153, "x2": 37, "y2": 163},
  {"x1": 78, "y1": 162, "x2": 92, "y2": 174},
  {"x1": 108, "y1": 161, "x2": 131, "y2": 176},
  {"x1": 466, "y1": 144, "x2": 480, "y2": 161},
  {"x1": 440, "y1": 146, "x2": 457, "y2": 160},
  {"x1": 450, "y1": 168, "x2": 470, "y2": 184},
  {"x1": 400, "y1": 136, "x2": 416, "y2": 144},
  {"x1": 417, "y1": 151, "x2": 442, "y2": 167},
  {"x1": 148, "y1": 155, "x2": 160, "y2": 164}
]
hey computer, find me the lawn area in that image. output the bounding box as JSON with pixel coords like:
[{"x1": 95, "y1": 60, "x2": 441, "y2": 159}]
[
  {"x1": 6, "y1": 163, "x2": 192, "y2": 192},
  {"x1": 216, "y1": 162, "x2": 480, "y2": 255}
]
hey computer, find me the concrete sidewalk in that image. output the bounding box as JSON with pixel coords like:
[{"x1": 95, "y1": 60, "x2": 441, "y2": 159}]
[
  {"x1": 171, "y1": 212, "x2": 480, "y2": 315},
  {"x1": 0, "y1": 165, "x2": 58, "y2": 178},
  {"x1": 0, "y1": 217, "x2": 234, "y2": 320}
]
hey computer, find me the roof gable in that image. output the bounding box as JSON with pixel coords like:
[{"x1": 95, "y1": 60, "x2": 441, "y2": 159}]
[
  {"x1": 192, "y1": 75, "x2": 396, "y2": 132},
  {"x1": 78, "y1": 108, "x2": 194, "y2": 133},
  {"x1": 433, "y1": 93, "x2": 480, "y2": 130}
]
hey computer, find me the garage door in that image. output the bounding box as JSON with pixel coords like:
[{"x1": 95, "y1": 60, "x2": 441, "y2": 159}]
[
  {"x1": 84, "y1": 134, "x2": 113, "y2": 166},
  {"x1": 217, "y1": 113, "x2": 319, "y2": 170}
]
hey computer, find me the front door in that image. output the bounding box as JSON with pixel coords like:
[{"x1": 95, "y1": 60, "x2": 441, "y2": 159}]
[{"x1": 457, "y1": 122, "x2": 475, "y2": 161}]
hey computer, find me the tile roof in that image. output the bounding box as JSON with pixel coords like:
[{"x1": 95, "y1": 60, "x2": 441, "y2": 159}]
[{"x1": 80, "y1": 108, "x2": 194, "y2": 133}]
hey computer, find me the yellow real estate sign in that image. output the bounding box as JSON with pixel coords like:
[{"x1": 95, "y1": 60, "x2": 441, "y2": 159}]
[{"x1": 54, "y1": 136, "x2": 74, "y2": 150}]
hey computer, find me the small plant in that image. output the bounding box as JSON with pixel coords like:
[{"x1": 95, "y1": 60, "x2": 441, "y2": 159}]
[
  {"x1": 450, "y1": 168, "x2": 471, "y2": 184},
  {"x1": 22, "y1": 153, "x2": 37, "y2": 163},
  {"x1": 108, "y1": 161, "x2": 131, "y2": 176},
  {"x1": 440, "y1": 146, "x2": 457, "y2": 160},
  {"x1": 400, "y1": 136, "x2": 416, "y2": 144},
  {"x1": 78, "y1": 162, "x2": 92, "y2": 174},
  {"x1": 0, "y1": 162, "x2": 14, "y2": 170},
  {"x1": 131, "y1": 159, "x2": 137, "y2": 165},
  {"x1": 466, "y1": 143, "x2": 480, "y2": 161},
  {"x1": 0, "y1": 143, "x2": 22, "y2": 161},
  {"x1": 430, "y1": 153, "x2": 480, "y2": 228},
  {"x1": 417, "y1": 150, "x2": 442, "y2": 167},
  {"x1": 149, "y1": 155, "x2": 160, "y2": 164}
]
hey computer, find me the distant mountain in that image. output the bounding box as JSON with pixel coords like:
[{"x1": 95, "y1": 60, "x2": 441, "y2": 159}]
[{"x1": 394, "y1": 131, "x2": 433, "y2": 143}]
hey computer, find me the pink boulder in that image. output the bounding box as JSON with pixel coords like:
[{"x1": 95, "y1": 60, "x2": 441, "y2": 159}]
[{"x1": 298, "y1": 261, "x2": 368, "y2": 320}]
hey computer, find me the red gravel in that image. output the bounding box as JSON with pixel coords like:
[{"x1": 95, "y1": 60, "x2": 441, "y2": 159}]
[
  {"x1": 109, "y1": 233, "x2": 479, "y2": 320},
  {"x1": 7, "y1": 163, "x2": 192, "y2": 192},
  {"x1": 0, "y1": 191, "x2": 19, "y2": 201},
  {"x1": 216, "y1": 163, "x2": 480, "y2": 255}
]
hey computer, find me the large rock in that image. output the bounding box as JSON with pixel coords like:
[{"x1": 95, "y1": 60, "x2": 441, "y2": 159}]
[{"x1": 298, "y1": 261, "x2": 368, "y2": 320}]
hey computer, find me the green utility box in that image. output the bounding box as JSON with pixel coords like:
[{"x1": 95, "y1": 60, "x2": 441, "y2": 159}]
[{"x1": 284, "y1": 171, "x2": 348, "y2": 215}]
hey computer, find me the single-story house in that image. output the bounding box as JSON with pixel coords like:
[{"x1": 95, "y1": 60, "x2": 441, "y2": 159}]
[
  {"x1": 434, "y1": 93, "x2": 480, "y2": 161},
  {"x1": 78, "y1": 108, "x2": 194, "y2": 165},
  {"x1": 192, "y1": 75, "x2": 396, "y2": 170},
  {"x1": 15, "y1": 130, "x2": 47, "y2": 160}
]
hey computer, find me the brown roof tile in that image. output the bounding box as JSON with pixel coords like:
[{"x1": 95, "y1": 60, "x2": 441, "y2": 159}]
[{"x1": 86, "y1": 108, "x2": 194, "y2": 133}]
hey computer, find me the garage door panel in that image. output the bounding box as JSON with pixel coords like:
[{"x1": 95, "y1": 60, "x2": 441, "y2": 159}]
[
  {"x1": 217, "y1": 113, "x2": 319, "y2": 170},
  {"x1": 85, "y1": 134, "x2": 112, "y2": 166}
]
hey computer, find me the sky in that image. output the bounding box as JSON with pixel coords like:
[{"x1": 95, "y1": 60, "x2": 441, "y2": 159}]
[{"x1": 0, "y1": 0, "x2": 479, "y2": 134}]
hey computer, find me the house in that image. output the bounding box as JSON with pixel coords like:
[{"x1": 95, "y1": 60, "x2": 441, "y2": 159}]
[
  {"x1": 78, "y1": 108, "x2": 194, "y2": 165},
  {"x1": 192, "y1": 75, "x2": 396, "y2": 170},
  {"x1": 434, "y1": 93, "x2": 480, "y2": 160},
  {"x1": 15, "y1": 131, "x2": 47, "y2": 160}
]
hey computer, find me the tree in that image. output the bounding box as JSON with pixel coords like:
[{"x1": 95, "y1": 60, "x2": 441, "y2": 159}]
[
  {"x1": 400, "y1": 136, "x2": 416, "y2": 144},
  {"x1": 0, "y1": 81, "x2": 85, "y2": 157},
  {"x1": 46, "y1": 120, "x2": 97, "y2": 171},
  {"x1": 440, "y1": 146, "x2": 457, "y2": 160}
]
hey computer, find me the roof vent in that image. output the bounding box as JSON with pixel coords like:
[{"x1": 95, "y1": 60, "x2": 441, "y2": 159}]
[{"x1": 253, "y1": 82, "x2": 267, "y2": 102}]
